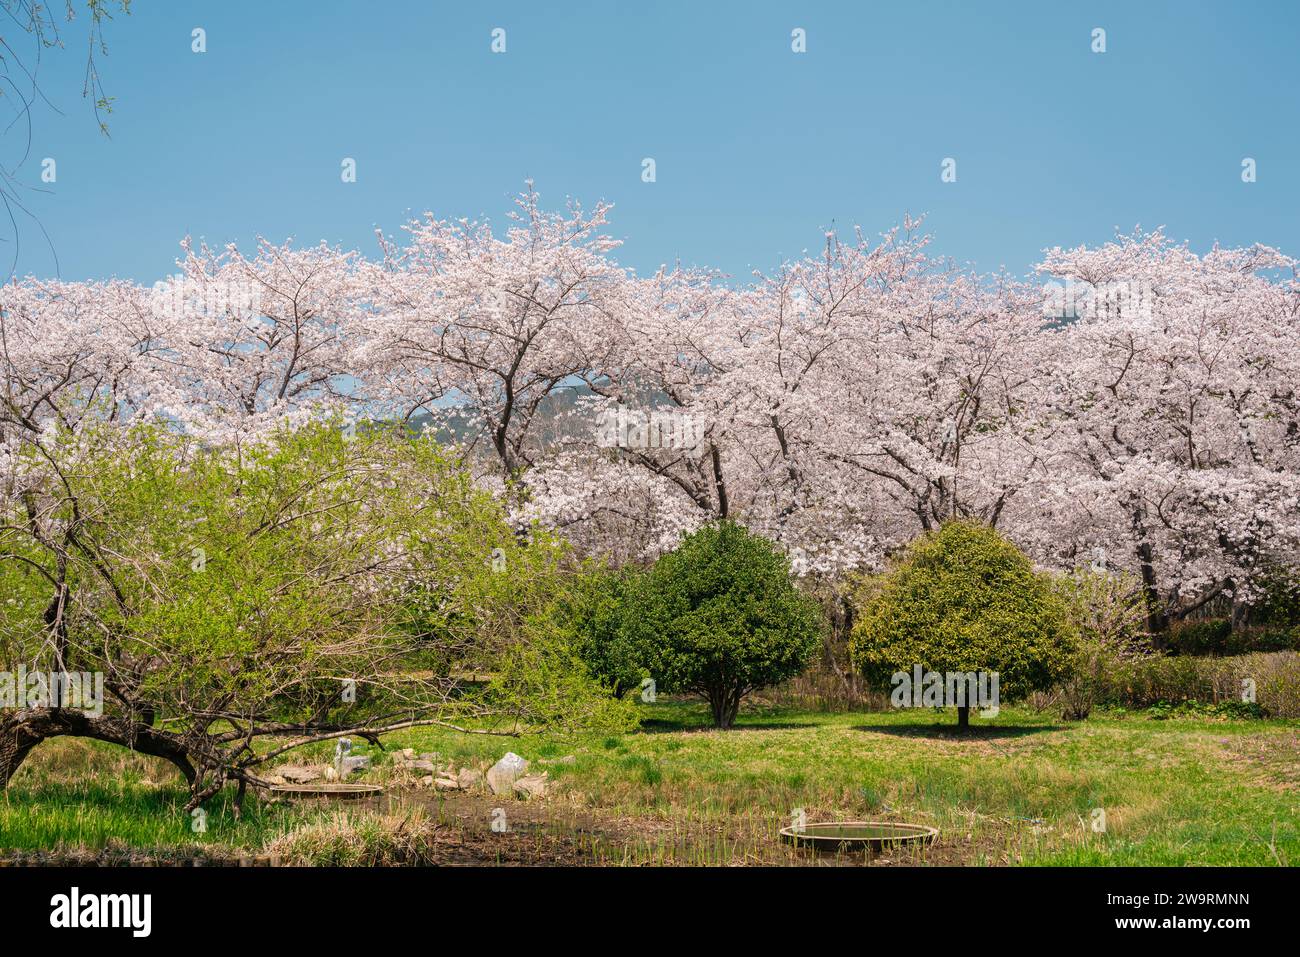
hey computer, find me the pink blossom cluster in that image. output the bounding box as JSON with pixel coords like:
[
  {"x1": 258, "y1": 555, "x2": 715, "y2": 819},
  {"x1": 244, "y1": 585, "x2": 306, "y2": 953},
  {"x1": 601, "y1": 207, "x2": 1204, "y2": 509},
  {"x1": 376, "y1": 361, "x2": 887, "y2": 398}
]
[{"x1": 4, "y1": 187, "x2": 1298, "y2": 623}]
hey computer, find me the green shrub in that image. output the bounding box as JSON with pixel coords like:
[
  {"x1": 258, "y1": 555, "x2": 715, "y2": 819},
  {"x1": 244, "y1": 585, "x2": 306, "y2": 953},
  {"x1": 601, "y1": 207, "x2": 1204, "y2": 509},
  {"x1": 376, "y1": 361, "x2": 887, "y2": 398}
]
[
  {"x1": 1049, "y1": 568, "x2": 1151, "y2": 720},
  {"x1": 1097, "y1": 651, "x2": 1300, "y2": 718},
  {"x1": 1161, "y1": 619, "x2": 1299, "y2": 656},
  {"x1": 561, "y1": 564, "x2": 649, "y2": 698},
  {"x1": 1247, "y1": 651, "x2": 1300, "y2": 717},
  {"x1": 1227, "y1": 626, "x2": 1300, "y2": 654},
  {"x1": 1249, "y1": 565, "x2": 1300, "y2": 627},
  {"x1": 850, "y1": 521, "x2": 1076, "y2": 728},
  {"x1": 1144, "y1": 700, "x2": 1265, "y2": 720},
  {"x1": 1258, "y1": 627, "x2": 1300, "y2": 653},
  {"x1": 625, "y1": 521, "x2": 823, "y2": 729},
  {"x1": 1103, "y1": 653, "x2": 1229, "y2": 706},
  {"x1": 1164, "y1": 619, "x2": 1233, "y2": 655}
]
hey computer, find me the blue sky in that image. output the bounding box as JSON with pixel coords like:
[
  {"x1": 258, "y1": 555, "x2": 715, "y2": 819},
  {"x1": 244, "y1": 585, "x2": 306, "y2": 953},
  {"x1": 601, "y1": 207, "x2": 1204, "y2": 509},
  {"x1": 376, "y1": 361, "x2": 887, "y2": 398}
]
[{"x1": 9, "y1": 0, "x2": 1300, "y2": 283}]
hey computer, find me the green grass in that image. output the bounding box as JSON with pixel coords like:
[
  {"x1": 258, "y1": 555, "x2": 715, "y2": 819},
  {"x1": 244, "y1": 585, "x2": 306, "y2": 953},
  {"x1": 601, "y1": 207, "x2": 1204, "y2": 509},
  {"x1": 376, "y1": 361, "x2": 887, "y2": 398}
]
[
  {"x1": 3, "y1": 701, "x2": 1296, "y2": 865},
  {"x1": 0, "y1": 744, "x2": 316, "y2": 856},
  {"x1": 382, "y1": 701, "x2": 1299, "y2": 865}
]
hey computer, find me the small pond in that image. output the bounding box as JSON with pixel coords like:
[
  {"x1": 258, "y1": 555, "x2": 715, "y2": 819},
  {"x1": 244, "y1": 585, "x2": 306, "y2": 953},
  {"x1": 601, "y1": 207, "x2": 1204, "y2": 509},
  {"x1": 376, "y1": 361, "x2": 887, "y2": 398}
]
[{"x1": 779, "y1": 821, "x2": 938, "y2": 853}]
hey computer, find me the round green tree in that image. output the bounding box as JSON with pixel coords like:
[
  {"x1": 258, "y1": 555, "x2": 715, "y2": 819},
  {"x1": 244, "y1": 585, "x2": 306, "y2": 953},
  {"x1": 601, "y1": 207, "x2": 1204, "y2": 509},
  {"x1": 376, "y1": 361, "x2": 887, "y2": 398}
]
[
  {"x1": 850, "y1": 521, "x2": 1076, "y2": 729},
  {"x1": 629, "y1": 521, "x2": 823, "y2": 729},
  {"x1": 563, "y1": 564, "x2": 651, "y2": 698}
]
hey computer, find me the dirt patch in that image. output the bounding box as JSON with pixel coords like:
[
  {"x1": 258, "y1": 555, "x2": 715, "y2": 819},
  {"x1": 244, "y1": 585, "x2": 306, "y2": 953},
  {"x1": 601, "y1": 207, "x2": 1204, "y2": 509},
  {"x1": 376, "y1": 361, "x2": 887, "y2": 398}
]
[{"x1": 378, "y1": 789, "x2": 981, "y2": 866}]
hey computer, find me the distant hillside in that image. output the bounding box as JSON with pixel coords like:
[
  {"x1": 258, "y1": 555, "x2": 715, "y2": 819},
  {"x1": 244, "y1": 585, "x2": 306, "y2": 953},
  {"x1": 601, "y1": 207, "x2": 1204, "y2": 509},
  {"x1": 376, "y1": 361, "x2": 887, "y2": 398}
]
[{"x1": 403, "y1": 380, "x2": 605, "y2": 448}]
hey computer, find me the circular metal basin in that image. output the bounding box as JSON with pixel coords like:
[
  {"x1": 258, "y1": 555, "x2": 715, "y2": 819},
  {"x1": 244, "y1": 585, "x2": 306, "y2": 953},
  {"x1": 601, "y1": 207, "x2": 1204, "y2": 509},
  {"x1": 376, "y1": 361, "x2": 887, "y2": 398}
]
[
  {"x1": 780, "y1": 821, "x2": 938, "y2": 853},
  {"x1": 267, "y1": 782, "x2": 383, "y2": 799}
]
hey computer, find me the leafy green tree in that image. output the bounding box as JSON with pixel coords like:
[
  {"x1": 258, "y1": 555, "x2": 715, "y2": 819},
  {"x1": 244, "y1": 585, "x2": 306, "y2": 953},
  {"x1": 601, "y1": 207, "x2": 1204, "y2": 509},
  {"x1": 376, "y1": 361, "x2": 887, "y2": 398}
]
[
  {"x1": 561, "y1": 564, "x2": 649, "y2": 698},
  {"x1": 850, "y1": 521, "x2": 1076, "y2": 729},
  {"x1": 627, "y1": 521, "x2": 822, "y2": 729},
  {"x1": 0, "y1": 420, "x2": 633, "y2": 808}
]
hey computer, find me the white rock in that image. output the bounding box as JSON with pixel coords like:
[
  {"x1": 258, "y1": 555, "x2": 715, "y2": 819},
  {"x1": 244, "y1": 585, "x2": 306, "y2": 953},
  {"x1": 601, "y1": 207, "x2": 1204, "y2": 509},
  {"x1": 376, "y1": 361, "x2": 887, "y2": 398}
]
[{"x1": 486, "y1": 752, "x2": 529, "y2": 795}]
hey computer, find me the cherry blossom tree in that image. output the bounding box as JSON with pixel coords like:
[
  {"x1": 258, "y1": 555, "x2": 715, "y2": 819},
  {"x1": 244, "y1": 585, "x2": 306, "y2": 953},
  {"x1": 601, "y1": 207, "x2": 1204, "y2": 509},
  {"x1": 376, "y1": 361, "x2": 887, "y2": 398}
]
[
  {"x1": 6, "y1": 196, "x2": 1300, "y2": 642},
  {"x1": 1030, "y1": 230, "x2": 1300, "y2": 631},
  {"x1": 366, "y1": 183, "x2": 628, "y2": 484},
  {"x1": 149, "y1": 237, "x2": 366, "y2": 442},
  {"x1": 0, "y1": 278, "x2": 158, "y2": 443}
]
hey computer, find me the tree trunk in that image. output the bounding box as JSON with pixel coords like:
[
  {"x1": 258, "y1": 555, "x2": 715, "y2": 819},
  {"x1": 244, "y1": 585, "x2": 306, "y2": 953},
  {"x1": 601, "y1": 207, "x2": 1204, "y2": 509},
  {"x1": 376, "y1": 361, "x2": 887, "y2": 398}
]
[
  {"x1": 956, "y1": 705, "x2": 970, "y2": 730},
  {"x1": 0, "y1": 716, "x2": 45, "y2": 789},
  {"x1": 709, "y1": 694, "x2": 728, "y2": 729},
  {"x1": 708, "y1": 688, "x2": 741, "y2": 730},
  {"x1": 708, "y1": 444, "x2": 730, "y2": 519},
  {"x1": 1131, "y1": 505, "x2": 1168, "y2": 635},
  {"x1": 1230, "y1": 595, "x2": 1251, "y2": 631},
  {"x1": 0, "y1": 708, "x2": 196, "y2": 790}
]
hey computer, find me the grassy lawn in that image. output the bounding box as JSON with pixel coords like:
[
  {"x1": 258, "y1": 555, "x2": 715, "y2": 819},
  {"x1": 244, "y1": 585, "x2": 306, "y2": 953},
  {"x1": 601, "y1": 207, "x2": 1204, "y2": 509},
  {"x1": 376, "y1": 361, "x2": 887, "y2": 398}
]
[{"x1": 3, "y1": 701, "x2": 1296, "y2": 865}]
